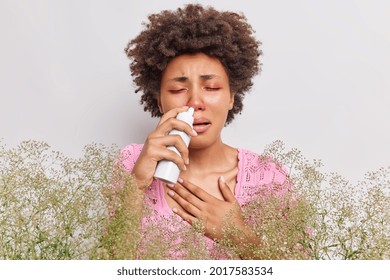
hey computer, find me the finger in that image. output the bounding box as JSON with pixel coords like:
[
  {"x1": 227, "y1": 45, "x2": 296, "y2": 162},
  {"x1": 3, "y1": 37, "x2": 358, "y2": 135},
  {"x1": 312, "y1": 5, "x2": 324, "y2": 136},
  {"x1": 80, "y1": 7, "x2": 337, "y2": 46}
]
[
  {"x1": 158, "y1": 106, "x2": 189, "y2": 125},
  {"x1": 168, "y1": 189, "x2": 202, "y2": 218},
  {"x1": 218, "y1": 176, "x2": 236, "y2": 203},
  {"x1": 172, "y1": 207, "x2": 198, "y2": 225},
  {"x1": 157, "y1": 107, "x2": 198, "y2": 138},
  {"x1": 172, "y1": 180, "x2": 205, "y2": 208},
  {"x1": 155, "y1": 117, "x2": 198, "y2": 138},
  {"x1": 146, "y1": 135, "x2": 189, "y2": 170},
  {"x1": 149, "y1": 121, "x2": 194, "y2": 165},
  {"x1": 170, "y1": 135, "x2": 190, "y2": 166},
  {"x1": 177, "y1": 178, "x2": 215, "y2": 203},
  {"x1": 160, "y1": 134, "x2": 190, "y2": 166}
]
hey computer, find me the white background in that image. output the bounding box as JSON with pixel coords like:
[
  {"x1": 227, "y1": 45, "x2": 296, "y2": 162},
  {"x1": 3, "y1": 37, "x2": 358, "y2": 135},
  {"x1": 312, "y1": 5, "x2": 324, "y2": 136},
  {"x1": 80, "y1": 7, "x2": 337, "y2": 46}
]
[{"x1": 1, "y1": 0, "x2": 389, "y2": 183}]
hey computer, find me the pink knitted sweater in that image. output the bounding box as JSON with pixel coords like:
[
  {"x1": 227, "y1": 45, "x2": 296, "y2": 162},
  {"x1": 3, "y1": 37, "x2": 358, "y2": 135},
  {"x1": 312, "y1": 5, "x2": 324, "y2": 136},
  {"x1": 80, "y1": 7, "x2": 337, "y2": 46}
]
[{"x1": 120, "y1": 143, "x2": 290, "y2": 259}]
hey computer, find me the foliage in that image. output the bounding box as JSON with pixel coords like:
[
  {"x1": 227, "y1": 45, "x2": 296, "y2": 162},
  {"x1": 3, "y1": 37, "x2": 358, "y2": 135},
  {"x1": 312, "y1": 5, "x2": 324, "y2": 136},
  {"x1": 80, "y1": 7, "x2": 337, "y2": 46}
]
[
  {"x1": 0, "y1": 140, "x2": 117, "y2": 259},
  {"x1": 263, "y1": 140, "x2": 390, "y2": 259},
  {"x1": 0, "y1": 140, "x2": 388, "y2": 259}
]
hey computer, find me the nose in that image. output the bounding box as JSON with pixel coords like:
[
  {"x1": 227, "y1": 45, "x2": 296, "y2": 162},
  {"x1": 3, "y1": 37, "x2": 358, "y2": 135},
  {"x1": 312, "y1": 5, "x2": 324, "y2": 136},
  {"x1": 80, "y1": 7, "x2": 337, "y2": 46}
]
[{"x1": 186, "y1": 86, "x2": 205, "y2": 111}]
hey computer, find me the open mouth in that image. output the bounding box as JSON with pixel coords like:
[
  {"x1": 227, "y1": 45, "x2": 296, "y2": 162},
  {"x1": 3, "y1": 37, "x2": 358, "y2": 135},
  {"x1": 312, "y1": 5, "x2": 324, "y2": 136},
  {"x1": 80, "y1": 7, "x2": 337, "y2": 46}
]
[{"x1": 193, "y1": 119, "x2": 211, "y2": 133}]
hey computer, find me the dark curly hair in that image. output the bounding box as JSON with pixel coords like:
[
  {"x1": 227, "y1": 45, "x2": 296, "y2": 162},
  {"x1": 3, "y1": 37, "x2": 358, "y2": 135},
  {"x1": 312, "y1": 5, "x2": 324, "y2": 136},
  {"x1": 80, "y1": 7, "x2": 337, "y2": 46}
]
[{"x1": 125, "y1": 4, "x2": 262, "y2": 124}]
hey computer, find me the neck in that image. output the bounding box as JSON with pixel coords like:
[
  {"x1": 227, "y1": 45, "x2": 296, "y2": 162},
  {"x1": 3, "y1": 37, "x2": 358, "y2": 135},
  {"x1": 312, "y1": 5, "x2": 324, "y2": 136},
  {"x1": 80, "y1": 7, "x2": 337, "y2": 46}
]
[{"x1": 188, "y1": 138, "x2": 233, "y2": 173}]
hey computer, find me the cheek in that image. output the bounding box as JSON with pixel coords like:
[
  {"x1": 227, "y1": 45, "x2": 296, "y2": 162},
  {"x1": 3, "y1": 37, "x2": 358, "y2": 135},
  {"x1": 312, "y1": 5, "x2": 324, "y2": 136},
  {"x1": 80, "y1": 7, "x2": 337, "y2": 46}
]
[
  {"x1": 159, "y1": 93, "x2": 188, "y2": 113},
  {"x1": 206, "y1": 92, "x2": 232, "y2": 110}
]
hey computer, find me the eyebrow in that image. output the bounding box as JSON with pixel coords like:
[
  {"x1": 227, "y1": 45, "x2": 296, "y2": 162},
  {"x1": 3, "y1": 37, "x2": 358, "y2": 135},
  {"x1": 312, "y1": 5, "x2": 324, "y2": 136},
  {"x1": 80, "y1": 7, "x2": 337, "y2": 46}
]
[{"x1": 169, "y1": 74, "x2": 221, "y2": 82}]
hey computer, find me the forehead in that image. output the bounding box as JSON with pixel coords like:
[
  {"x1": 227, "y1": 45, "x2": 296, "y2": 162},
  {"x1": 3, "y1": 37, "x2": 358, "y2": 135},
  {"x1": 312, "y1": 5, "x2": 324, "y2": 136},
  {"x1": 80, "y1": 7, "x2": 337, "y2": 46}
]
[{"x1": 162, "y1": 53, "x2": 228, "y2": 79}]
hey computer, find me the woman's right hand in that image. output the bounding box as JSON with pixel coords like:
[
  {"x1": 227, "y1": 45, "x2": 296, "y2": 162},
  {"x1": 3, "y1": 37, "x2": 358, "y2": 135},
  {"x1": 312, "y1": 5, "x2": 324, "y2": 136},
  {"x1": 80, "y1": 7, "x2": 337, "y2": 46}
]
[{"x1": 131, "y1": 106, "x2": 197, "y2": 189}]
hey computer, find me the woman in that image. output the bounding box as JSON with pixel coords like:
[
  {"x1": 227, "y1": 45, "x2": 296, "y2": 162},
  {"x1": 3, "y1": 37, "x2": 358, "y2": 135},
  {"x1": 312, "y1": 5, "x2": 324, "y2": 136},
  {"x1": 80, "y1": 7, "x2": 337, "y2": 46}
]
[{"x1": 118, "y1": 4, "x2": 291, "y2": 259}]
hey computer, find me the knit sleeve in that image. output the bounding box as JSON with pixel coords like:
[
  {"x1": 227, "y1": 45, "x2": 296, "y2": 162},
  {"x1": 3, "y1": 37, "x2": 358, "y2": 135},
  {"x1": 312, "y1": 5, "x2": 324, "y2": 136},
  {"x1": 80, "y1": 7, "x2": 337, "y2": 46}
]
[
  {"x1": 107, "y1": 144, "x2": 143, "y2": 217},
  {"x1": 116, "y1": 143, "x2": 161, "y2": 211},
  {"x1": 118, "y1": 143, "x2": 144, "y2": 172}
]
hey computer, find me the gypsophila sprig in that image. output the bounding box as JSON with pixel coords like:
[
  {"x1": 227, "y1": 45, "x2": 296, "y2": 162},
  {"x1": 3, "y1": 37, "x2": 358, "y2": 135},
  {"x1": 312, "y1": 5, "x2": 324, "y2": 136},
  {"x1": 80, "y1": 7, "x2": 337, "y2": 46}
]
[
  {"x1": 1, "y1": 140, "x2": 388, "y2": 259},
  {"x1": 263, "y1": 141, "x2": 390, "y2": 260},
  {"x1": 0, "y1": 140, "x2": 119, "y2": 259}
]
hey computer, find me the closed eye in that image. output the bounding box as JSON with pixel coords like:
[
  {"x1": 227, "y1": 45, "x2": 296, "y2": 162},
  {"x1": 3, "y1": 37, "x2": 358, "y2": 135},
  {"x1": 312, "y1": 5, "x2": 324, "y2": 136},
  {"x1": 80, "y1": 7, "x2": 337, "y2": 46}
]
[
  {"x1": 205, "y1": 87, "x2": 220, "y2": 91},
  {"x1": 169, "y1": 89, "x2": 187, "y2": 93}
]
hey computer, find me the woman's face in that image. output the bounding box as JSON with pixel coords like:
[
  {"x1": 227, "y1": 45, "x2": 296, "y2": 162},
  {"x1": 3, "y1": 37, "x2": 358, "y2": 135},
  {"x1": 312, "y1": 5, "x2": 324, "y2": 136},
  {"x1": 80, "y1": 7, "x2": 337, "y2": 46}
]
[{"x1": 158, "y1": 52, "x2": 234, "y2": 149}]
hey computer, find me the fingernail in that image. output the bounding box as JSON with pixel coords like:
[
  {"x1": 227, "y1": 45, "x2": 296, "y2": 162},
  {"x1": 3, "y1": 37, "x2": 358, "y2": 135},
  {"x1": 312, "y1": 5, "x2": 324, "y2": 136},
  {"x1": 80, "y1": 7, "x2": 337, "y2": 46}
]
[
  {"x1": 168, "y1": 190, "x2": 175, "y2": 197},
  {"x1": 183, "y1": 165, "x2": 187, "y2": 171},
  {"x1": 185, "y1": 158, "x2": 190, "y2": 165},
  {"x1": 172, "y1": 208, "x2": 178, "y2": 213},
  {"x1": 167, "y1": 183, "x2": 175, "y2": 188},
  {"x1": 178, "y1": 177, "x2": 184, "y2": 184},
  {"x1": 220, "y1": 176, "x2": 226, "y2": 183},
  {"x1": 191, "y1": 129, "x2": 198, "y2": 136}
]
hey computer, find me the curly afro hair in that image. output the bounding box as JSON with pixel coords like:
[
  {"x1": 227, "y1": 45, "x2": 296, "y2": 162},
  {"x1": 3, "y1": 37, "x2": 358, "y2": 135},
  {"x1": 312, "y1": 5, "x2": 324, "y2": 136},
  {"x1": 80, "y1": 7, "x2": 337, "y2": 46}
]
[{"x1": 125, "y1": 4, "x2": 262, "y2": 124}]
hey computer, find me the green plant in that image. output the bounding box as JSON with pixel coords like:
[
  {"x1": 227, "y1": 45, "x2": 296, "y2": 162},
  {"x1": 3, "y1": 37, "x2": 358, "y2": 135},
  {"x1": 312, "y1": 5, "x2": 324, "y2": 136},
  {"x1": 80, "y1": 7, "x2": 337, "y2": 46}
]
[
  {"x1": 263, "y1": 140, "x2": 390, "y2": 259},
  {"x1": 0, "y1": 140, "x2": 118, "y2": 259},
  {"x1": 0, "y1": 140, "x2": 388, "y2": 259}
]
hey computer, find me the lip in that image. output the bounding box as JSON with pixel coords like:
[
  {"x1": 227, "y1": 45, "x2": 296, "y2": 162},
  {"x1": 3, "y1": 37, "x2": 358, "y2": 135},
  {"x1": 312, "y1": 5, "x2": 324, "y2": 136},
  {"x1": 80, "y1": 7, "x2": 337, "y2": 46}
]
[{"x1": 193, "y1": 118, "x2": 211, "y2": 133}]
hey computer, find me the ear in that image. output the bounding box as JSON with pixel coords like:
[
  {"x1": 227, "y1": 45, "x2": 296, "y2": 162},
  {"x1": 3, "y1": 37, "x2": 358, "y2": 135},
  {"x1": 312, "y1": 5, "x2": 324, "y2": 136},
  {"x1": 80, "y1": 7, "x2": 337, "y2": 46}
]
[
  {"x1": 228, "y1": 92, "x2": 235, "y2": 110},
  {"x1": 157, "y1": 97, "x2": 163, "y2": 114}
]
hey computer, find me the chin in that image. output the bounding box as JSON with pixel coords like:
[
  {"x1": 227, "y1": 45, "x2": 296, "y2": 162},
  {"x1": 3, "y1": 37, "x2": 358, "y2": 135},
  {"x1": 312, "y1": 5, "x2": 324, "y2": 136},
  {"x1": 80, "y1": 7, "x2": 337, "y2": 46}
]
[
  {"x1": 188, "y1": 135, "x2": 220, "y2": 151},
  {"x1": 188, "y1": 140, "x2": 204, "y2": 150},
  {"x1": 189, "y1": 137, "x2": 207, "y2": 150}
]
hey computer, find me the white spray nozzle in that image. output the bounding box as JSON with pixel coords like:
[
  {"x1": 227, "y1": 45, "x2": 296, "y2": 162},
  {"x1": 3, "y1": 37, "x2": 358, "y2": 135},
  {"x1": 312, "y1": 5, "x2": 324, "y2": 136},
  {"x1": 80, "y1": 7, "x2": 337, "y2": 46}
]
[
  {"x1": 176, "y1": 107, "x2": 195, "y2": 126},
  {"x1": 187, "y1": 107, "x2": 194, "y2": 115}
]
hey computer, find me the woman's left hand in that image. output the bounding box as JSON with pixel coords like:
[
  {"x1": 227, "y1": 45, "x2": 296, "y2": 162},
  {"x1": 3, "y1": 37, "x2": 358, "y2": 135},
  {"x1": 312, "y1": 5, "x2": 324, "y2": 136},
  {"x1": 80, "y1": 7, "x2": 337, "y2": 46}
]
[{"x1": 167, "y1": 176, "x2": 245, "y2": 240}]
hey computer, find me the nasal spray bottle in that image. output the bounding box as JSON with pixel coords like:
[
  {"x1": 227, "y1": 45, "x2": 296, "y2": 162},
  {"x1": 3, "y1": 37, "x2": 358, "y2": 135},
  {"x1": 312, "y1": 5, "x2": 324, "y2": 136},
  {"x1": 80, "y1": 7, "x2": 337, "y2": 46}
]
[{"x1": 154, "y1": 107, "x2": 195, "y2": 184}]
